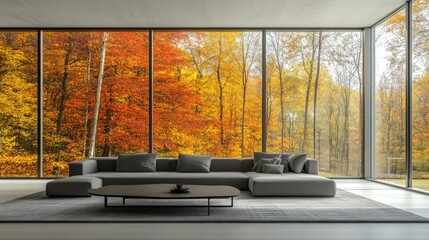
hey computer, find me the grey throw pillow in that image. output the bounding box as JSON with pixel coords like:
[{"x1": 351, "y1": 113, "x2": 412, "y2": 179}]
[
  {"x1": 177, "y1": 153, "x2": 212, "y2": 173},
  {"x1": 116, "y1": 153, "x2": 157, "y2": 172},
  {"x1": 263, "y1": 164, "x2": 284, "y2": 174},
  {"x1": 252, "y1": 152, "x2": 282, "y2": 172},
  {"x1": 281, "y1": 153, "x2": 293, "y2": 173},
  {"x1": 257, "y1": 157, "x2": 281, "y2": 173},
  {"x1": 288, "y1": 153, "x2": 307, "y2": 173}
]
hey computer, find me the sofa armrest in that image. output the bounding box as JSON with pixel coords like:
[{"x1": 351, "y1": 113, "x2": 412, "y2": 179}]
[
  {"x1": 304, "y1": 158, "x2": 318, "y2": 175},
  {"x1": 69, "y1": 159, "x2": 98, "y2": 176}
]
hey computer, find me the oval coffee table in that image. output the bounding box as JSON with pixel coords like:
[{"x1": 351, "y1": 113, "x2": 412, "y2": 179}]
[{"x1": 88, "y1": 184, "x2": 240, "y2": 215}]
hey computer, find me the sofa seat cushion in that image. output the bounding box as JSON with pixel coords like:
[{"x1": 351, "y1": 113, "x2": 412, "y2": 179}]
[
  {"x1": 246, "y1": 172, "x2": 336, "y2": 197},
  {"x1": 85, "y1": 172, "x2": 249, "y2": 190}
]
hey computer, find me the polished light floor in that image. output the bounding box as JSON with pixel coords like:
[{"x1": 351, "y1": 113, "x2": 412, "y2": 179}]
[{"x1": 0, "y1": 179, "x2": 428, "y2": 240}]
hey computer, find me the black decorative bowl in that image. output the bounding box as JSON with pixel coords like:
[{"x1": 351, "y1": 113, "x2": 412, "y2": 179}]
[
  {"x1": 170, "y1": 184, "x2": 189, "y2": 193},
  {"x1": 170, "y1": 188, "x2": 189, "y2": 193}
]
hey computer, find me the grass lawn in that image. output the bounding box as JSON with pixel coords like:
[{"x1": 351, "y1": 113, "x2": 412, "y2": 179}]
[
  {"x1": 319, "y1": 171, "x2": 429, "y2": 191},
  {"x1": 380, "y1": 178, "x2": 429, "y2": 191}
]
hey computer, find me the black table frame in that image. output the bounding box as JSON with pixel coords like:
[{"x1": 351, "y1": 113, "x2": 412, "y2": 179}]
[{"x1": 102, "y1": 196, "x2": 235, "y2": 216}]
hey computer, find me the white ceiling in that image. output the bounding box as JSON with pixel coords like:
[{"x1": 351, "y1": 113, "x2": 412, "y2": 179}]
[{"x1": 0, "y1": 0, "x2": 406, "y2": 28}]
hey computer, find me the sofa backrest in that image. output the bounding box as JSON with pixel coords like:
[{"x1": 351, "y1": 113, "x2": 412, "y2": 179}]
[
  {"x1": 210, "y1": 158, "x2": 242, "y2": 172},
  {"x1": 241, "y1": 158, "x2": 254, "y2": 172},
  {"x1": 90, "y1": 157, "x2": 247, "y2": 172},
  {"x1": 156, "y1": 158, "x2": 175, "y2": 171},
  {"x1": 89, "y1": 157, "x2": 117, "y2": 172}
]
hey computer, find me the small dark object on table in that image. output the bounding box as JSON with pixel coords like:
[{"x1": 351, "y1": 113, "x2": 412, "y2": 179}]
[{"x1": 170, "y1": 184, "x2": 189, "y2": 193}]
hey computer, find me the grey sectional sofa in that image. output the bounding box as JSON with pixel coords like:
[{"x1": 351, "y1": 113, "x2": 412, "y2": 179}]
[{"x1": 46, "y1": 157, "x2": 336, "y2": 197}]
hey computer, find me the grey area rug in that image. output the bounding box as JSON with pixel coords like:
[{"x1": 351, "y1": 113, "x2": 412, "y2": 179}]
[{"x1": 0, "y1": 189, "x2": 427, "y2": 223}]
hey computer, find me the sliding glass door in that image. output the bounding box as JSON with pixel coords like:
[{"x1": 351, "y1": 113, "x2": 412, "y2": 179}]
[{"x1": 374, "y1": 9, "x2": 407, "y2": 186}]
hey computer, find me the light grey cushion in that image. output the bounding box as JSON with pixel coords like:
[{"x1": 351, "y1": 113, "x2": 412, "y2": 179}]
[
  {"x1": 246, "y1": 172, "x2": 336, "y2": 196},
  {"x1": 304, "y1": 159, "x2": 319, "y2": 175},
  {"x1": 262, "y1": 164, "x2": 284, "y2": 174},
  {"x1": 288, "y1": 153, "x2": 307, "y2": 173},
  {"x1": 177, "y1": 153, "x2": 212, "y2": 173},
  {"x1": 252, "y1": 152, "x2": 282, "y2": 172},
  {"x1": 116, "y1": 153, "x2": 157, "y2": 172},
  {"x1": 85, "y1": 172, "x2": 249, "y2": 190},
  {"x1": 257, "y1": 157, "x2": 281, "y2": 173}
]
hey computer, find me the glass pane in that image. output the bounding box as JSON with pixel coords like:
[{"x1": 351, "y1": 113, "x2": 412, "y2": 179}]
[
  {"x1": 266, "y1": 32, "x2": 314, "y2": 155},
  {"x1": 153, "y1": 31, "x2": 262, "y2": 157},
  {"x1": 412, "y1": 0, "x2": 429, "y2": 191},
  {"x1": 43, "y1": 31, "x2": 149, "y2": 177},
  {"x1": 0, "y1": 32, "x2": 38, "y2": 177},
  {"x1": 374, "y1": 9, "x2": 407, "y2": 186},
  {"x1": 266, "y1": 31, "x2": 363, "y2": 177},
  {"x1": 317, "y1": 32, "x2": 363, "y2": 177}
]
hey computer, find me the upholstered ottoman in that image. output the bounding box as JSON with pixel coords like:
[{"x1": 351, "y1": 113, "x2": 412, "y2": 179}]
[
  {"x1": 246, "y1": 172, "x2": 336, "y2": 197},
  {"x1": 46, "y1": 176, "x2": 102, "y2": 197}
]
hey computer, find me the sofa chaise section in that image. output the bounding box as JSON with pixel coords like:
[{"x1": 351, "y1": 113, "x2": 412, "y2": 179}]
[
  {"x1": 246, "y1": 172, "x2": 336, "y2": 197},
  {"x1": 46, "y1": 176, "x2": 102, "y2": 197}
]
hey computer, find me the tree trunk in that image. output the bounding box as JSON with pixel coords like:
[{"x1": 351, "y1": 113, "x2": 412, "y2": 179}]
[
  {"x1": 217, "y1": 68, "x2": 224, "y2": 146},
  {"x1": 355, "y1": 39, "x2": 363, "y2": 176},
  {"x1": 54, "y1": 33, "x2": 73, "y2": 175},
  {"x1": 88, "y1": 32, "x2": 108, "y2": 158},
  {"x1": 240, "y1": 38, "x2": 248, "y2": 158},
  {"x1": 215, "y1": 35, "x2": 225, "y2": 147},
  {"x1": 386, "y1": 98, "x2": 392, "y2": 176},
  {"x1": 241, "y1": 86, "x2": 247, "y2": 157},
  {"x1": 313, "y1": 32, "x2": 322, "y2": 158},
  {"x1": 329, "y1": 100, "x2": 335, "y2": 172},
  {"x1": 302, "y1": 33, "x2": 317, "y2": 153},
  {"x1": 343, "y1": 87, "x2": 351, "y2": 175},
  {"x1": 279, "y1": 73, "x2": 285, "y2": 152},
  {"x1": 272, "y1": 33, "x2": 286, "y2": 152},
  {"x1": 82, "y1": 33, "x2": 92, "y2": 157},
  {"x1": 102, "y1": 83, "x2": 114, "y2": 157}
]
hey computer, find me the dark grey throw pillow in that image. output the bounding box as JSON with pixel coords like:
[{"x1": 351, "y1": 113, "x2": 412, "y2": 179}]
[
  {"x1": 252, "y1": 152, "x2": 282, "y2": 172},
  {"x1": 257, "y1": 157, "x2": 281, "y2": 173},
  {"x1": 177, "y1": 153, "x2": 212, "y2": 173},
  {"x1": 263, "y1": 164, "x2": 284, "y2": 174},
  {"x1": 288, "y1": 153, "x2": 307, "y2": 173},
  {"x1": 281, "y1": 153, "x2": 293, "y2": 173},
  {"x1": 116, "y1": 153, "x2": 157, "y2": 172}
]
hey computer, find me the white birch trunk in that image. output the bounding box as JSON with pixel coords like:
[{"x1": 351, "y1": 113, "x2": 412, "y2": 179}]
[{"x1": 88, "y1": 32, "x2": 108, "y2": 158}]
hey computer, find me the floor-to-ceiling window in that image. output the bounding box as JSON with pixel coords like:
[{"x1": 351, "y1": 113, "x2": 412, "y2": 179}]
[
  {"x1": 374, "y1": 9, "x2": 407, "y2": 186},
  {"x1": 0, "y1": 31, "x2": 38, "y2": 177},
  {"x1": 412, "y1": 0, "x2": 429, "y2": 191},
  {"x1": 266, "y1": 31, "x2": 363, "y2": 177},
  {"x1": 0, "y1": 29, "x2": 365, "y2": 179},
  {"x1": 153, "y1": 31, "x2": 262, "y2": 158},
  {"x1": 43, "y1": 31, "x2": 149, "y2": 177}
]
